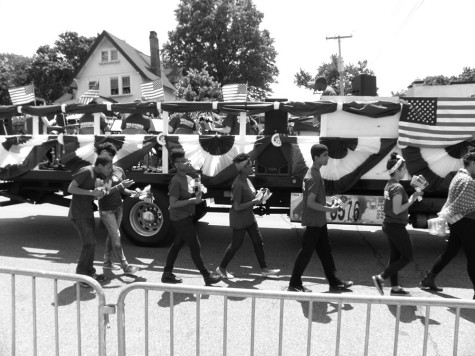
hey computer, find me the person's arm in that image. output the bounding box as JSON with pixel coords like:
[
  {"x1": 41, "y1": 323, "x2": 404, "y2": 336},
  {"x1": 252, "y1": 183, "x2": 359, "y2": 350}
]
[
  {"x1": 306, "y1": 191, "x2": 338, "y2": 213},
  {"x1": 391, "y1": 191, "x2": 420, "y2": 215},
  {"x1": 212, "y1": 125, "x2": 231, "y2": 134},
  {"x1": 232, "y1": 184, "x2": 263, "y2": 211},
  {"x1": 68, "y1": 179, "x2": 104, "y2": 199}
]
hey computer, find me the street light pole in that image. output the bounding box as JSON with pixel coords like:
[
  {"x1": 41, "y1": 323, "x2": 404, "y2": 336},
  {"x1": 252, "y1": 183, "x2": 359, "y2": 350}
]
[{"x1": 326, "y1": 35, "x2": 352, "y2": 95}]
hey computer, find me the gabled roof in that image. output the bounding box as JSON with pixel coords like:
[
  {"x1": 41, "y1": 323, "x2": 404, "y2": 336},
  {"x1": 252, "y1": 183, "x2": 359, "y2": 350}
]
[{"x1": 75, "y1": 30, "x2": 177, "y2": 90}]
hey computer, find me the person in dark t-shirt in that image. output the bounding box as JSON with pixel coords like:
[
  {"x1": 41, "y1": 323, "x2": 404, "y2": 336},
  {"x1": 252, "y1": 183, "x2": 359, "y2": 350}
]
[
  {"x1": 371, "y1": 152, "x2": 422, "y2": 296},
  {"x1": 168, "y1": 114, "x2": 197, "y2": 134},
  {"x1": 121, "y1": 113, "x2": 151, "y2": 133},
  {"x1": 288, "y1": 144, "x2": 353, "y2": 293},
  {"x1": 215, "y1": 153, "x2": 280, "y2": 279},
  {"x1": 68, "y1": 155, "x2": 112, "y2": 284},
  {"x1": 161, "y1": 151, "x2": 222, "y2": 286}
]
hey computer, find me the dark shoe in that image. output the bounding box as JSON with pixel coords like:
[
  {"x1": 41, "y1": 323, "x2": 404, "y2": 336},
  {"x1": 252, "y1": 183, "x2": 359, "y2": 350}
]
[
  {"x1": 161, "y1": 272, "x2": 183, "y2": 284},
  {"x1": 329, "y1": 279, "x2": 353, "y2": 291},
  {"x1": 390, "y1": 288, "x2": 411, "y2": 296},
  {"x1": 372, "y1": 275, "x2": 384, "y2": 295},
  {"x1": 287, "y1": 285, "x2": 312, "y2": 293},
  {"x1": 204, "y1": 272, "x2": 222, "y2": 285},
  {"x1": 420, "y1": 271, "x2": 443, "y2": 292},
  {"x1": 91, "y1": 273, "x2": 107, "y2": 282}
]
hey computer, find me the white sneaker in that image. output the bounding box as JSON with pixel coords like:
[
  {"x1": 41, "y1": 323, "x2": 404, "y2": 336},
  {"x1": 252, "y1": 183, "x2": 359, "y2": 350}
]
[
  {"x1": 261, "y1": 268, "x2": 280, "y2": 277},
  {"x1": 216, "y1": 266, "x2": 234, "y2": 279},
  {"x1": 103, "y1": 262, "x2": 121, "y2": 271}
]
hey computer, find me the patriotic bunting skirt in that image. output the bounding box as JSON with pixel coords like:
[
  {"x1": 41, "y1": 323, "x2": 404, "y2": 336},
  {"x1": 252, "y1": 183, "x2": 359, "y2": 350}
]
[{"x1": 0, "y1": 133, "x2": 472, "y2": 196}]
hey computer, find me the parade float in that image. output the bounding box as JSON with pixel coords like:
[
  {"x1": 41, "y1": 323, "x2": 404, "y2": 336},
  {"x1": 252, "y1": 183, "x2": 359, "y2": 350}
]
[{"x1": 0, "y1": 95, "x2": 472, "y2": 246}]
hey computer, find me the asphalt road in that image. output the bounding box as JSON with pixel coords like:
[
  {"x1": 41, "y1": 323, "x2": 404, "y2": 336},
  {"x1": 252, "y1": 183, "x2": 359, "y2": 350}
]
[{"x1": 0, "y1": 200, "x2": 474, "y2": 355}]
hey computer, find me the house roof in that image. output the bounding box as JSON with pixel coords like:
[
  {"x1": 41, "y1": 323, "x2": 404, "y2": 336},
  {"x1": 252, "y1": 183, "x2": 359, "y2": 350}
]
[{"x1": 75, "y1": 30, "x2": 177, "y2": 90}]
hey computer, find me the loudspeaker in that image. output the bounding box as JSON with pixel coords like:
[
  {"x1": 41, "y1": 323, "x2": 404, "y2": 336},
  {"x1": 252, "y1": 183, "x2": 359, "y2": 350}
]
[
  {"x1": 256, "y1": 145, "x2": 290, "y2": 176},
  {"x1": 352, "y1": 74, "x2": 377, "y2": 96},
  {"x1": 263, "y1": 98, "x2": 288, "y2": 135}
]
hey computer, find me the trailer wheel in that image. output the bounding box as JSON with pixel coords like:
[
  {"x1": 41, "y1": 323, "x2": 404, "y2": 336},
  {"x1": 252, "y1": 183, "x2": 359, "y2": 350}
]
[{"x1": 121, "y1": 191, "x2": 172, "y2": 247}]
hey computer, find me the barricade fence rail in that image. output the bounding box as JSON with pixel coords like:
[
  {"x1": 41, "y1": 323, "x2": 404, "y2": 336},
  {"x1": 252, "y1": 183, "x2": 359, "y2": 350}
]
[
  {"x1": 1, "y1": 266, "x2": 475, "y2": 356},
  {"x1": 116, "y1": 282, "x2": 475, "y2": 356},
  {"x1": 0, "y1": 266, "x2": 111, "y2": 356}
]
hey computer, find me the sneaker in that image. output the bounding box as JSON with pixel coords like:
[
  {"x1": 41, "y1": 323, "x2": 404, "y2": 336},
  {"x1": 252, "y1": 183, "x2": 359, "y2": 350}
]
[
  {"x1": 91, "y1": 273, "x2": 107, "y2": 282},
  {"x1": 261, "y1": 268, "x2": 280, "y2": 277},
  {"x1": 123, "y1": 265, "x2": 139, "y2": 275},
  {"x1": 288, "y1": 285, "x2": 312, "y2": 293},
  {"x1": 372, "y1": 275, "x2": 384, "y2": 295},
  {"x1": 79, "y1": 282, "x2": 92, "y2": 288},
  {"x1": 204, "y1": 272, "x2": 222, "y2": 286},
  {"x1": 329, "y1": 279, "x2": 353, "y2": 291},
  {"x1": 103, "y1": 262, "x2": 121, "y2": 271},
  {"x1": 390, "y1": 288, "x2": 411, "y2": 296},
  {"x1": 161, "y1": 272, "x2": 183, "y2": 284},
  {"x1": 420, "y1": 271, "x2": 443, "y2": 292},
  {"x1": 215, "y1": 266, "x2": 234, "y2": 279}
]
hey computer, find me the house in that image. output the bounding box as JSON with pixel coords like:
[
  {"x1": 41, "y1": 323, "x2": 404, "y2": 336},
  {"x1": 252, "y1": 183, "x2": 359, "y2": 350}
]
[
  {"x1": 72, "y1": 30, "x2": 181, "y2": 103},
  {"x1": 404, "y1": 79, "x2": 475, "y2": 97}
]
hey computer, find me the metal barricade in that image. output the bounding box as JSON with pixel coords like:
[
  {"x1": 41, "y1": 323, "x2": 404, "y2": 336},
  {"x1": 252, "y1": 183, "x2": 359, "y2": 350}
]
[
  {"x1": 116, "y1": 282, "x2": 475, "y2": 356},
  {"x1": 0, "y1": 266, "x2": 113, "y2": 356}
]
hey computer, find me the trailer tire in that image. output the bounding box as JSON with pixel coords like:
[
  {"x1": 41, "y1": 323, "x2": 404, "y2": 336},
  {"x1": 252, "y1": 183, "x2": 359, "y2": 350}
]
[{"x1": 121, "y1": 191, "x2": 172, "y2": 247}]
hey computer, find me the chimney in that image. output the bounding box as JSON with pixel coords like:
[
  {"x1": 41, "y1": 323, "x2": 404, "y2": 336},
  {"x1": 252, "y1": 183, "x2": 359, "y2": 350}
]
[{"x1": 149, "y1": 31, "x2": 161, "y2": 76}]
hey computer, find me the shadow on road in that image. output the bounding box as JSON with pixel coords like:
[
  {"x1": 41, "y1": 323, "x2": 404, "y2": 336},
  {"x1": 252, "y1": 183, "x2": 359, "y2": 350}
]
[
  {"x1": 157, "y1": 291, "x2": 210, "y2": 307},
  {"x1": 387, "y1": 304, "x2": 440, "y2": 325},
  {"x1": 53, "y1": 284, "x2": 97, "y2": 306},
  {"x1": 298, "y1": 300, "x2": 354, "y2": 323}
]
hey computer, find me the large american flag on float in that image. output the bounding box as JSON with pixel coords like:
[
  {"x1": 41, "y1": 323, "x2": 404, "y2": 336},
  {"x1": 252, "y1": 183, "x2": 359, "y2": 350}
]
[
  {"x1": 398, "y1": 97, "x2": 475, "y2": 148},
  {"x1": 8, "y1": 84, "x2": 35, "y2": 105},
  {"x1": 222, "y1": 83, "x2": 247, "y2": 101},
  {"x1": 141, "y1": 79, "x2": 164, "y2": 101}
]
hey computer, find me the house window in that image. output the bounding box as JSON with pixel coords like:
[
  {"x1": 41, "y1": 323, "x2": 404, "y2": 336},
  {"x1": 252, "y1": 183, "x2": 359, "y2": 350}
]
[
  {"x1": 101, "y1": 51, "x2": 108, "y2": 62},
  {"x1": 110, "y1": 49, "x2": 118, "y2": 61},
  {"x1": 88, "y1": 81, "x2": 99, "y2": 89},
  {"x1": 110, "y1": 77, "x2": 119, "y2": 95},
  {"x1": 122, "y1": 76, "x2": 131, "y2": 94}
]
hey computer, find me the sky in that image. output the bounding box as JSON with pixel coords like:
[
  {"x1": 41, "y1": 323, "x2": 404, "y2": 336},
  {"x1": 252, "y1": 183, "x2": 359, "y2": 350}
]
[{"x1": 1, "y1": 0, "x2": 474, "y2": 100}]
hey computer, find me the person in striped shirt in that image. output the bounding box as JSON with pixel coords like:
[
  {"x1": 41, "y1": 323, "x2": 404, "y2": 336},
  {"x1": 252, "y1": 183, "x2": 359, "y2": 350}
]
[{"x1": 420, "y1": 150, "x2": 475, "y2": 299}]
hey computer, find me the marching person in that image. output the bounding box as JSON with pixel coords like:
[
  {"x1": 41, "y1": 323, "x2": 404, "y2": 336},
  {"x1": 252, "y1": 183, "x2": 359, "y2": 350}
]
[
  {"x1": 372, "y1": 152, "x2": 422, "y2": 296},
  {"x1": 95, "y1": 142, "x2": 139, "y2": 275},
  {"x1": 161, "y1": 151, "x2": 222, "y2": 285},
  {"x1": 68, "y1": 155, "x2": 112, "y2": 286},
  {"x1": 420, "y1": 150, "x2": 475, "y2": 298},
  {"x1": 215, "y1": 153, "x2": 280, "y2": 279},
  {"x1": 288, "y1": 144, "x2": 353, "y2": 293}
]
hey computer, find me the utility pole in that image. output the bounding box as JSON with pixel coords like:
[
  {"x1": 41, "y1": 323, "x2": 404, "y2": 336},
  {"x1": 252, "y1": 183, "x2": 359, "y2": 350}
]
[{"x1": 326, "y1": 35, "x2": 352, "y2": 95}]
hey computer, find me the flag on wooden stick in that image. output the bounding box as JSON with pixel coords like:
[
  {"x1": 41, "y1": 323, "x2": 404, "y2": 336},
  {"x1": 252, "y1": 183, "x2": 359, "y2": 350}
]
[
  {"x1": 8, "y1": 83, "x2": 35, "y2": 105},
  {"x1": 141, "y1": 79, "x2": 164, "y2": 101},
  {"x1": 79, "y1": 83, "x2": 99, "y2": 104},
  {"x1": 222, "y1": 83, "x2": 247, "y2": 101}
]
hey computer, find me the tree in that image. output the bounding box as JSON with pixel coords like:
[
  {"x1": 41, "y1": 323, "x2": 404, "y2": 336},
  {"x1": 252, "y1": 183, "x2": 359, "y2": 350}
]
[
  {"x1": 162, "y1": 0, "x2": 279, "y2": 100},
  {"x1": 174, "y1": 68, "x2": 221, "y2": 101},
  {"x1": 0, "y1": 53, "x2": 33, "y2": 105},
  {"x1": 28, "y1": 32, "x2": 96, "y2": 103},
  {"x1": 294, "y1": 54, "x2": 375, "y2": 95}
]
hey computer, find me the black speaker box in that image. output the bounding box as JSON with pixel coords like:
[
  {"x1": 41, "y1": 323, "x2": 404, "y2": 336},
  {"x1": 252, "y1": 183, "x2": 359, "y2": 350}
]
[
  {"x1": 263, "y1": 98, "x2": 288, "y2": 135},
  {"x1": 352, "y1": 74, "x2": 377, "y2": 96},
  {"x1": 256, "y1": 145, "x2": 290, "y2": 176}
]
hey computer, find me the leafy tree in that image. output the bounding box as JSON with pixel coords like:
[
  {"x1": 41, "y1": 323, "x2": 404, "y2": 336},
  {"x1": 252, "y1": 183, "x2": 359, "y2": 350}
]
[
  {"x1": 295, "y1": 54, "x2": 375, "y2": 95},
  {"x1": 174, "y1": 68, "x2": 221, "y2": 101},
  {"x1": 28, "y1": 45, "x2": 75, "y2": 103},
  {"x1": 162, "y1": 0, "x2": 278, "y2": 100},
  {"x1": 0, "y1": 53, "x2": 33, "y2": 105},
  {"x1": 54, "y1": 32, "x2": 96, "y2": 70}
]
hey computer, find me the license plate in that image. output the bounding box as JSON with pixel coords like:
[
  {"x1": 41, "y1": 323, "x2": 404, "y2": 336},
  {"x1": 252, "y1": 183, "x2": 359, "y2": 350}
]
[{"x1": 290, "y1": 193, "x2": 385, "y2": 225}]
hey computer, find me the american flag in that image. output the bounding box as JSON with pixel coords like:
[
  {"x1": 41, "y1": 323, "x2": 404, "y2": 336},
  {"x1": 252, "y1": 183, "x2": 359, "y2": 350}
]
[
  {"x1": 141, "y1": 79, "x2": 164, "y2": 101},
  {"x1": 8, "y1": 84, "x2": 35, "y2": 105},
  {"x1": 222, "y1": 83, "x2": 247, "y2": 101},
  {"x1": 398, "y1": 97, "x2": 475, "y2": 148},
  {"x1": 79, "y1": 84, "x2": 99, "y2": 104}
]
